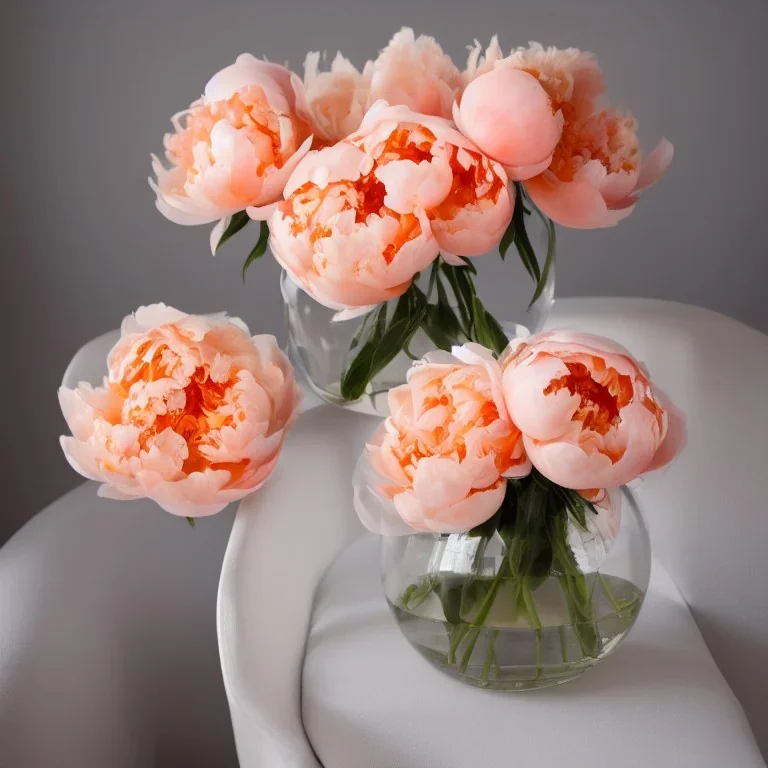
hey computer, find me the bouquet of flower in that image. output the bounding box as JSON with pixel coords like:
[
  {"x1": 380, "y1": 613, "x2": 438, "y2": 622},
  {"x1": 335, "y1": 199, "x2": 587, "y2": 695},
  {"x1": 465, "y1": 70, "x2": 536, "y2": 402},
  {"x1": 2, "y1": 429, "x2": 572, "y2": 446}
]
[
  {"x1": 149, "y1": 29, "x2": 672, "y2": 404},
  {"x1": 354, "y1": 331, "x2": 685, "y2": 687},
  {"x1": 57, "y1": 28, "x2": 682, "y2": 690}
]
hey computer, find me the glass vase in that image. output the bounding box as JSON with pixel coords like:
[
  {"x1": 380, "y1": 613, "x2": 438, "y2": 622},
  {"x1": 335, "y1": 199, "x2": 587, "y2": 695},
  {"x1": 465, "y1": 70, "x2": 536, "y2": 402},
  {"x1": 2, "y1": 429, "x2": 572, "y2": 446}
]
[
  {"x1": 282, "y1": 189, "x2": 555, "y2": 416},
  {"x1": 381, "y1": 485, "x2": 650, "y2": 691}
]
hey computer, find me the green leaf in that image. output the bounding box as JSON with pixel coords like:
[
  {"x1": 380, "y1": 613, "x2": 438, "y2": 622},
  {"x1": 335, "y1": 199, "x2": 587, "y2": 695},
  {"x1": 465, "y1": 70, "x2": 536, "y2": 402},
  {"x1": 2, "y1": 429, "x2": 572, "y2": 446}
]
[
  {"x1": 422, "y1": 306, "x2": 457, "y2": 350},
  {"x1": 185, "y1": 516, "x2": 196, "y2": 529},
  {"x1": 457, "y1": 255, "x2": 478, "y2": 275},
  {"x1": 340, "y1": 286, "x2": 427, "y2": 401},
  {"x1": 215, "y1": 211, "x2": 250, "y2": 253},
  {"x1": 471, "y1": 295, "x2": 508, "y2": 355},
  {"x1": 468, "y1": 502, "x2": 503, "y2": 539},
  {"x1": 440, "y1": 262, "x2": 473, "y2": 334},
  {"x1": 241, "y1": 221, "x2": 270, "y2": 281},
  {"x1": 498, "y1": 218, "x2": 516, "y2": 261},
  {"x1": 421, "y1": 274, "x2": 464, "y2": 350},
  {"x1": 426, "y1": 260, "x2": 440, "y2": 300},
  {"x1": 528, "y1": 217, "x2": 556, "y2": 309},
  {"x1": 401, "y1": 574, "x2": 438, "y2": 611},
  {"x1": 437, "y1": 575, "x2": 465, "y2": 625},
  {"x1": 348, "y1": 302, "x2": 386, "y2": 355},
  {"x1": 512, "y1": 184, "x2": 541, "y2": 283}
]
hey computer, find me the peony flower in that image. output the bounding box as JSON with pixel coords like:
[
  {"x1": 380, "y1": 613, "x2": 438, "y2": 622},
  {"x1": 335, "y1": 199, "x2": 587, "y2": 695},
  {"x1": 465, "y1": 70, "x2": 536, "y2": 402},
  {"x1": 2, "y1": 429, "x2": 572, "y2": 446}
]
[
  {"x1": 455, "y1": 41, "x2": 605, "y2": 181},
  {"x1": 525, "y1": 110, "x2": 673, "y2": 228},
  {"x1": 454, "y1": 66, "x2": 562, "y2": 181},
  {"x1": 500, "y1": 42, "x2": 605, "y2": 128},
  {"x1": 150, "y1": 54, "x2": 312, "y2": 240},
  {"x1": 266, "y1": 101, "x2": 513, "y2": 318},
  {"x1": 501, "y1": 330, "x2": 685, "y2": 489},
  {"x1": 302, "y1": 51, "x2": 370, "y2": 145},
  {"x1": 354, "y1": 344, "x2": 530, "y2": 535},
  {"x1": 59, "y1": 304, "x2": 301, "y2": 517},
  {"x1": 367, "y1": 28, "x2": 462, "y2": 120}
]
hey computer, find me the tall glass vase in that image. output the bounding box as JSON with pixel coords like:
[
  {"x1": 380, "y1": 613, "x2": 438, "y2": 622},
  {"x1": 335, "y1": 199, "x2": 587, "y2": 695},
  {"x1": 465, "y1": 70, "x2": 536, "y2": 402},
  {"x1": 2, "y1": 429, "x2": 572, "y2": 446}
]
[
  {"x1": 283, "y1": 189, "x2": 556, "y2": 416},
  {"x1": 381, "y1": 485, "x2": 650, "y2": 691}
]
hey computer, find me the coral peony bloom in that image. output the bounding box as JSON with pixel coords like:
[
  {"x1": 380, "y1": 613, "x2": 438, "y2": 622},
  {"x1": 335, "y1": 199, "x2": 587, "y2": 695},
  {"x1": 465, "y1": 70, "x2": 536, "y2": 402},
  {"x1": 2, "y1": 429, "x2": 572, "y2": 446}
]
[
  {"x1": 525, "y1": 111, "x2": 673, "y2": 228},
  {"x1": 268, "y1": 102, "x2": 512, "y2": 316},
  {"x1": 367, "y1": 28, "x2": 462, "y2": 120},
  {"x1": 501, "y1": 330, "x2": 685, "y2": 489},
  {"x1": 303, "y1": 51, "x2": 370, "y2": 145},
  {"x1": 355, "y1": 344, "x2": 530, "y2": 535},
  {"x1": 456, "y1": 41, "x2": 606, "y2": 181},
  {"x1": 454, "y1": 67, "x2": 563, "y2": 180},
  {"x1": 150, "y1": 54, "x2": 312, "y2": 234},
  {"x1": 59, "y1": 304, "x2": 301, "y2": 517}
]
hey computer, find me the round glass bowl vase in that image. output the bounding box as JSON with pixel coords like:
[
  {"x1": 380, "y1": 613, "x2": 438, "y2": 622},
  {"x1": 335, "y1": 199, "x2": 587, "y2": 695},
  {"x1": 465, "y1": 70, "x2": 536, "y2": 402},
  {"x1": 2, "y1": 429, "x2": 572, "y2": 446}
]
[
  {"x1": 282, "y1": 200, "x2": 555, "y2": 417},
  {"x1": 381, "y1": 487, "x2": 650, "y2": 691}
]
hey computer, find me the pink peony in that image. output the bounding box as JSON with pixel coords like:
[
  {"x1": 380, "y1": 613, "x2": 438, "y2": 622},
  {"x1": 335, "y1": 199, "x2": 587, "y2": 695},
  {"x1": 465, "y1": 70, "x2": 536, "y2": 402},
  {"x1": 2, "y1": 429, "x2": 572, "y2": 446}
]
[
  {"x1": 150, "y1": 55, "x2": 312, "y2": 238},
  {"x1": 355, "y1": 344, "x2": 530, "y2": 535},
  {"x1": 266, "y1": 102, "x2": 512, "y2": 318},
  {"x1": 302, "y1": 51, "x2": 370, "y2": 145},
  {"x1": 367, "y1": 28, "x2": 462, "y2": 120},
  {"x1": 501, "y1": 330, "x2": 685, "y2": 489},
  {"x1": 455, "y1": 42, "x2": 606, "y2": 181},
  {"x1": 59, "y1": 304, "x2": 301, "y2": 517},
  {"x1": 525, "y1": 111, "x2": 673, "y2": 228}
]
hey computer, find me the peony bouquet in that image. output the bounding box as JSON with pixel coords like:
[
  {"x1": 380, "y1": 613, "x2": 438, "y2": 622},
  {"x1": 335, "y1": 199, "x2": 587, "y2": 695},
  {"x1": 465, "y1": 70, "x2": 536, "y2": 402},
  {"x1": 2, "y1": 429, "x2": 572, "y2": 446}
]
[
  {"x1": 58, "y1": 27, "x2": 682, "y2": 690},
  {"x1": 354, "y1": 332, "x2": 685, "y2": 687},
  {"x1": 149, "y1": 29, "x2": 672, "y2": 405}
]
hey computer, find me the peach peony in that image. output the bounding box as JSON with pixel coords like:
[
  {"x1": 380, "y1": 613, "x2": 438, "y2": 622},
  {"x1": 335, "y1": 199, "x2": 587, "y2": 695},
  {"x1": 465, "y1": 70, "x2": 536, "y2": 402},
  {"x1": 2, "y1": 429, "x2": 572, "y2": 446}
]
[
  {"x1": 150, "y1": 54, "x2": 312, "y2": 238},
  {"x1": 303, "y1": 51, "x2": 370, "y2": 145},
  {"x1": 59, "y1": 304, "x2": 301, "y2": 517},
  {"x1": 367, "y1": 28, "x2": 462, "y2": 120},
  {"x1": 501, "y1": 330, "x2": 685, "y2": 490},
  {"x1": 267, "y1": 101, "x2": 513, "y2": 317},
  {"x1": 354, "y1": 344, "x2": 530, "y2": 535},
  {"x1": 525, "y1": 111, "x2": 673, "y2": 228},
  {"x1": 456, "y1": 42, "x2": 605, "y2": 181}
]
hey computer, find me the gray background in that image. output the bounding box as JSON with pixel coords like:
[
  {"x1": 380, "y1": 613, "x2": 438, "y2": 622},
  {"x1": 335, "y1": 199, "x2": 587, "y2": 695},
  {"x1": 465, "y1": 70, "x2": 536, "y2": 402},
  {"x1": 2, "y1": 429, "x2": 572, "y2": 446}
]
[{"x1": 2, "y1": 0, "x2": 766, "y2": 546}]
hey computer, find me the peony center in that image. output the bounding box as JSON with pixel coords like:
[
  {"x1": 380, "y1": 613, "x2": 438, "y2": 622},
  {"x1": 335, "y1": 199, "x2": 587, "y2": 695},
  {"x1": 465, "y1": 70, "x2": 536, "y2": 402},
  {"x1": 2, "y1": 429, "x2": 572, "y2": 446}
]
[{"x1": 544, "y1": 361, "x2": 632, "y2": 436}]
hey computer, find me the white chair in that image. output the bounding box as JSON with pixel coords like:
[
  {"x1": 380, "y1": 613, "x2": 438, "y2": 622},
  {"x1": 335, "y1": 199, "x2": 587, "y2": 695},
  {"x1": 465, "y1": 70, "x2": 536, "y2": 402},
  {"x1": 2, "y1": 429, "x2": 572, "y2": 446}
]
[
  {"x1": 218, "y1": 298, "x2": 768, "y2": 767},
  {"x1": 0, "y1": 331, "x2": 240, "y2": 768}
]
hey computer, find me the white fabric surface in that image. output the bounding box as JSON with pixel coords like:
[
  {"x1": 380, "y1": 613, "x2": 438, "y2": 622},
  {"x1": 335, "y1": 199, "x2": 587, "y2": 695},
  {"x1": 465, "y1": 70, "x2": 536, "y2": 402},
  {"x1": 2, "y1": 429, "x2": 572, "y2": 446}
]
[
  {"x1": 218, "y1": 407, "x2": 379, "y2": 768},
  {"x1": 303, "y1": 532, "x2": 765, "y2": 768},
  {"x1": 0, "y1": 484, "x2": 239, "y2": 768},
  {"x1": 218, "y1": 298, "x2": 768, "y2": 767}
]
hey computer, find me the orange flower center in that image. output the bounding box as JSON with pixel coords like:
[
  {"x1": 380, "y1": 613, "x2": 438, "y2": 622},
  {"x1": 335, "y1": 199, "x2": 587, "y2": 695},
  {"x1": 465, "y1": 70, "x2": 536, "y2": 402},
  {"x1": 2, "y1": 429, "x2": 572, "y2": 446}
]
[
  {"x1": 116, "y1": 341, "x2": 248, "y2": 482},
  {"x1": 549, "y1": 110, "x2": 640, "y2": 183},
  {"x1": 166, "y1": 86, "x2": 287, "y2": 176},
  {"x1": 544, "y1": 361, "x2": 633, "y2": 436},
  {"x1": 392, "y1": 370, "x2": 521, "y2": 482},
  {"x1": 429, "y1": 146, "x2": 505, "y2": 222}
]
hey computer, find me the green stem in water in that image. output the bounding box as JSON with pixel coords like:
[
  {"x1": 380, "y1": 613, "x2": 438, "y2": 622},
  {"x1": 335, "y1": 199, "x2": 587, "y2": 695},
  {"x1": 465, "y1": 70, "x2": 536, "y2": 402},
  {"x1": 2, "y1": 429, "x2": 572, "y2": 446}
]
[
  {"x1": 480, "y1": 629, "x2": 499, "y2": 683},
  {"x1": 456, "y1": 556, "x2": 510, "y2": 673},
  {"x1": 558, "y1": 625, "x2": 568, "y2": 664},
  {"x1": 521, "y1": 581, "x2": 544, "y2": 680},
  {"x1": 448, "y1": 623, "x2": 469, "y2": 665}
]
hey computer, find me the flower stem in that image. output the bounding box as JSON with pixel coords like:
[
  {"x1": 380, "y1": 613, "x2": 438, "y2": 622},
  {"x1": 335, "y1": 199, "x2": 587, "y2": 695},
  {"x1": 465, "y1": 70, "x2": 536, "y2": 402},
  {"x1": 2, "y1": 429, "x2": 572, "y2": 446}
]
[
  {"x1": 480, "y1": 629, "x2": 499, "y2": 683},
  {"x1": 521, "y1": 581, "x2": 544, "y2": 680},
  {"x1": 448, "y1": 623, "x2": 469, "y2": 665},
  {"x1": 457, "y1": 556, "x2": 509, "y2": 672}
]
